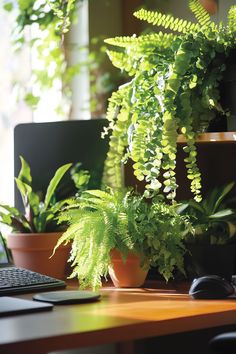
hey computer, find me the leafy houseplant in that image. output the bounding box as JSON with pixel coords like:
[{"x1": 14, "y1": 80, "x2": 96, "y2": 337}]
[
  {"x1": 0, "y1": 156, "x2": 72, "y2": 233},
  {"x1": 53, "y1": 188, "x2": 192, "y2": 290},
  {"x1": 102, "y1": 0, "x2": 236, "y2": 202},
  {"x1": 0, "y1": 156, "x2": 89, "y2": 279},
  {"x1": 178, "y1": 182, "x2": 236, "y2": 280},
  {"x1": 179, "y1": 182, "x2": 236, "y2": 245}
]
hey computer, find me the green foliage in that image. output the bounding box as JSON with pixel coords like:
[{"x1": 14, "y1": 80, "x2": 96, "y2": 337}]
[
  {"x1": 0, "y1": 156, "x2": 89, "y2": 233},
  {"x1": 46, "y1": 0, "x2": 78, "y2": 34},
  {"x1": 3, "y1": 1, "x2": 123, "y2": 117},
  {"x1": 70, "y1": 162, "x2": 90, "y2": 192},
  {"x1": 103, "y1": 0, "x2": 236, "y2": 202},
  {"x1": 178, "y1": 182, "x2": 236, "y2": 245},
  {"x1": 133, "y1": 8, "x2": 200, "y2": 33},
  {"x1": 53, "y1": 188, "x2": 192, "y2": 289},
  {"x1": 2, "y1": 0, "x2": 82, "y2": 116}
]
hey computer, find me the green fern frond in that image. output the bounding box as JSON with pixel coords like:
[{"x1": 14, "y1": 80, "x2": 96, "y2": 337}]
[
  {"x1": 66, "y1": 212, "x2": 113, "y2": 289},
  {"x1": 228, "y1": 5, "x2": 236, "y2": 32},
  {"x1": 105, "y1": 32, "x2": 176, "y2": 49},
  {"x1": 105, "y1": 34, "x2": 138, "y2": 47},
  {"x1": 133, "y1": 8, "x2": 200, "y2": 34},
  {"x1": 107, "y1": 50, "x2": 134, "y2": 75},
  {"x1": 51, "y1": 222, "x2": 80, "y2": 257},
  {"x1": 83, "y1": 189, "x2": 114, "y2": 202},
  {"x1": 189, "y1": 0, "x2": 213, "y2": 28}
]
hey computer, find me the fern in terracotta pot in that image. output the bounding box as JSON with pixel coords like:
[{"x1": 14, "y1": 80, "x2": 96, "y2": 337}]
[
  {"x1": 102, "y1": 0, "x2": 236, "y2": 202},
  {"x1": 53, "y1": 188, "x2": 193, "y2": 289},
  {"x1": 0, "y1": 156, "x2": 89, "y2": 279}
]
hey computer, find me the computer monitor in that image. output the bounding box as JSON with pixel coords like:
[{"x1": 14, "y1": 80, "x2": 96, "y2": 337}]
[{"x1": 14, "y1": 119, "x2": 109, "y2": 211}]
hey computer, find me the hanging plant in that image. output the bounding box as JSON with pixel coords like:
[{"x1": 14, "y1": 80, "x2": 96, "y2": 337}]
[{"x1": 102, "y1": 0, "x2": 236, "y2": 202}]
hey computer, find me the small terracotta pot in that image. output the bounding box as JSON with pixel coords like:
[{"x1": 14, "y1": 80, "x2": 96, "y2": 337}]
[
  {"x1": 109, "y1": 249, "x2": 149, "y2": 288},
  {"x1": 7, "y1": 232, "x2": 71, "y2": 280}
]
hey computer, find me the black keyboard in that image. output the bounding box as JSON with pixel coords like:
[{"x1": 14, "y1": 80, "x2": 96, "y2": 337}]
[{"x1": 0, "y1": 267, "x2": 66, "y2": 295}]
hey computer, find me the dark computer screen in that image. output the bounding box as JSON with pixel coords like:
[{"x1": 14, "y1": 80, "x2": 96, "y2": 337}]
[{"x1": 14, "y1": 119, "x2": 109, "y2": 211}]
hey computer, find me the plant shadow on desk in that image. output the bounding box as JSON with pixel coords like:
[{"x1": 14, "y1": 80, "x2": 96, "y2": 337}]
[{"x1": 178, "y1": 182, "x2": 236, "y2": 281}]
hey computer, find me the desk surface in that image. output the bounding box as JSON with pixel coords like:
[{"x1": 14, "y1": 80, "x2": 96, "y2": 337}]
[{"x1": 1, "y1": 281, "x2": 236, "y2": 354}]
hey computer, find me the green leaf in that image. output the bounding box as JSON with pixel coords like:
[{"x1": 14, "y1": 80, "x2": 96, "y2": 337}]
[
  {"x1": 43, "y1": 163, "x2": 72, "y2": 210},
  {"x1": 18, "y1": 0, "x2": 33, "y2": 11},
  {"x1": 214, "y1": 182, "x2": 235, "y2": 213},
  {"x1": 3, "y1": 2, "x2": 13, "y2": 11},
  {"x1": 24, "y1": 93, "x2": 40, "y2": 109},
  {"x1": 209, "y1": 209, "x2": 235, "y2": 219},
  {"x1": 18, "y1": 156, "x2": 32, "y2": 186},
  {"x1": 0, "y1": 204, "x2": 21, "y2": 216},
  {"x1": 14, "y1": 178, "x2": 32, "y2": 201}
]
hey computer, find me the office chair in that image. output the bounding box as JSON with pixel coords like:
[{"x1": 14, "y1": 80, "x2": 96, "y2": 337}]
[{"x1": 209, "y1": 332, "x2": 236, "y2": 353}]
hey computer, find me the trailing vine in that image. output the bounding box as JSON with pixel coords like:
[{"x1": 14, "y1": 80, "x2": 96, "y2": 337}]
[{"x1": 103, "y1": 0, "x2": 236, "y2": 202}]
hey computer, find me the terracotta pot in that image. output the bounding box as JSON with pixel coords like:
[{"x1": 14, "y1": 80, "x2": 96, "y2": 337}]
[
  {"x1": 109, "y1": 249, "x2": 149, "y2": 288},
  {"x1": 7, "y1": 232, "x2": 71, "y2": 280}
]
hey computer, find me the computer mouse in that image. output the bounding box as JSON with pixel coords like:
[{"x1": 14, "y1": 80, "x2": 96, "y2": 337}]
[{"x1": 189, "y1": 275, "x2": 235, "y2": 299}]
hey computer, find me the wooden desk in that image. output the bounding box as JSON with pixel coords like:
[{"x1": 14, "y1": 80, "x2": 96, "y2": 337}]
[{"x1": 1, "y1": 281, "x2": 236, "y2": 354}]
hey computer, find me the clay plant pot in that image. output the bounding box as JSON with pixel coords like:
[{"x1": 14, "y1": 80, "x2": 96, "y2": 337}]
[
  {"x1": 109, "y1": 249, "x2": 149, "y2": 288},
  {"x1": 7, "y1": 232, "x2": 71, "y2": 280}
]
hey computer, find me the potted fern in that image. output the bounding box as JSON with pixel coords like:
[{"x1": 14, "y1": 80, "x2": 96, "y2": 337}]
[
  {"x1": 53, "y1": 188, "x2": 192, "y2": 290},
  {"x1": 0, "y1": 156, "x2": 90, "y2": 279},
  {"x1": 102, "y1": 0, "x2": 236, "y2": 202}
]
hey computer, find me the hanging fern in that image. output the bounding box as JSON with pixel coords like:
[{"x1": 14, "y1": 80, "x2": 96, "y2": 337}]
[{"x1": 103, "y1": 0, "x2": 236, "y2": 202}]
